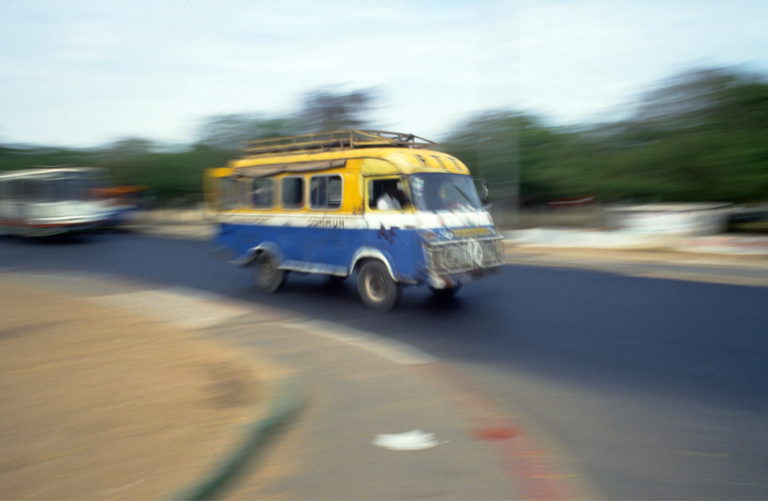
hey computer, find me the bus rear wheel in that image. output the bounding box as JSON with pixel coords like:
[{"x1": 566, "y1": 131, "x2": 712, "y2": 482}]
[
  {"x1": 254, "y1": 252, "x2": 285, "y2": 293},
  {"x1": 357, "y1": 261, "x2": 399, "y2": 311}
]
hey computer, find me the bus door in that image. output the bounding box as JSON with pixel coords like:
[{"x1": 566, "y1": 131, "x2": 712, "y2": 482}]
[{"x1": 306, "y1": 174, "x2": 346, "y2": 269}]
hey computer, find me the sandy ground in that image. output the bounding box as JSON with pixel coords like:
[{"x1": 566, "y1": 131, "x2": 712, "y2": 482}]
[{"x1": 0, "y1": 278, "x2": 282, "y2": 500}]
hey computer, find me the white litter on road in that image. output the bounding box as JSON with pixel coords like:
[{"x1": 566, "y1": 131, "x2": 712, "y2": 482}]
[
  {"x1": 372, "y1": 430, "x2": 447, "y2": 450},
  {"x1": 282, "y1": 319, "x2": 438, "y2": 365}
]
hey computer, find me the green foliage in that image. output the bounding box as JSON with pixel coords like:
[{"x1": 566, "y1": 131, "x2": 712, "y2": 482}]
[
  {"x1": 0, "y1": 140, "x2": 223, "y2": 202},
  {"x1": 440, "y1": 111, "x2": 587, "y2": 204},
  {"x1": 442, "y1": 67, "x2": 768, "y2": 205},
  {"x1": 2, "y1": 73, "x2": 767, "y2": 204},
  {"x1": 0, "y1": 87, "x2": 381, "y2": 202},
  {"x1": 581, "y1": 68, "x2": 768, "y2": 203},
  {"x1": 196, "y1": 114, "x2": 300, "y2": 153},
  {"x1": 0, "y1": 145, "x2": 95, "y2": 172}
]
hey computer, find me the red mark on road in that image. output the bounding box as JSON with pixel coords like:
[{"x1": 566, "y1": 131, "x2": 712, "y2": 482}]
[{"x1": 415, "y1": 363, "x2": 580, "y2": 501}]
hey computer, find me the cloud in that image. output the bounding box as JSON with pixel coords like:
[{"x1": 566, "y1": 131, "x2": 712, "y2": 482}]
[{"x1": 1, "y1": 0, "x2": 766, "y2": 145}]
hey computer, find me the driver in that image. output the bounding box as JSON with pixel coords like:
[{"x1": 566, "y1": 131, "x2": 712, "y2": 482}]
[
  {"x1": 377, "y1": 183, "x2": 407, "y2": 210},
  {"x1": 437, "y1": 182, "x2": 469, "y2": 211}
]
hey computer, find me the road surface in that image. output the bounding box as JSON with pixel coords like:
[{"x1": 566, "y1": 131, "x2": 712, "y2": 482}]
[{"x1": 2, "y1": 232, "x2": 767, "y2": 500}]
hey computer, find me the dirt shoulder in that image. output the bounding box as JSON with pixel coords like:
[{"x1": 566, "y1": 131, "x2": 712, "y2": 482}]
[
  {"x1": 504, "y1": 244, "x2": 768, "y2": 287},
  {"x1": 506, "y1": 243, "x2": 768, "y2": 268},
  {"x1": 0, "y1": 278, "x2": 284, "y2": 501}
]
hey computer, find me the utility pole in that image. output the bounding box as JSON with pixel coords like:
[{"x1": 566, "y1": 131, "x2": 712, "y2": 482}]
[{"x1": 509, "y1": 115, "x2": 520, "y2": 229}]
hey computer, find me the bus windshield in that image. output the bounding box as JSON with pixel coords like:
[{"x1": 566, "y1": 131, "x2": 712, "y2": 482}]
[
  {"x1": 26, "y1": 172, "x2": 105, "y2": 202},
  {"x1": 408, "y1": 173, "x2": 483, "y2": 212}
]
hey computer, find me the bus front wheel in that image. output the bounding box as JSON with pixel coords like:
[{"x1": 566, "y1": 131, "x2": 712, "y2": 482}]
[{"x1": 357, "y1": 261, "x2": 399, "y2": 311}]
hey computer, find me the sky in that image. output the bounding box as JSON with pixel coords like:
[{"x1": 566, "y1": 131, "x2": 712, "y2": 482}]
[{"x1": 1, "y1": 0, "x2": 767, "y2": 148}]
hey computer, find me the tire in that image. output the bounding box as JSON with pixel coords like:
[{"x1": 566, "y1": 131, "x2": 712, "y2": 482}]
[
  {"x1": 357, "y1": 260, "x2": 399, "y2": 311},
  {"x1": 430, "y1": 284, "x2": 462, "y2": 298},
  {"x1": 254, "y1": 252, "x2": 285, "y2": 293}
]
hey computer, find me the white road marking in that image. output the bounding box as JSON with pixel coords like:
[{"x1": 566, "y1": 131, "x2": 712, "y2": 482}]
[{"x1": 279, "y1": 319, "x2": 438, "y2": 365}]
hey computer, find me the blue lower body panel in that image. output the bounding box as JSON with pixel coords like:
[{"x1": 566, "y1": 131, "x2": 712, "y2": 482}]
[{"x1": 216, "y1": 223, "x2": 427, "y2": 283}]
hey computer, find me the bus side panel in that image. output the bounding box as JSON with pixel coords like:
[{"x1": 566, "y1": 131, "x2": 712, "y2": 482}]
[
  {"x1": 360, "y1": 226, "x2": 426, "y2": 283},
  {"x1": 216, "y1": 221, "x2": 368, "y2": 275},
  {"x1": 216, "y1": 222, "x2": 313, "y2": 264}
]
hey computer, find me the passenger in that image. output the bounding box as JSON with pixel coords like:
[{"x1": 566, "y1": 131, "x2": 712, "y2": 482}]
[{"x1": 377, "y1": 183, "x2": 404, "y2": 210}]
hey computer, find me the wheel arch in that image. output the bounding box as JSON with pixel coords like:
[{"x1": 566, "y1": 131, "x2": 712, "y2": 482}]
[
  {"x1": 350, "y1": 247, "x2": 397, "y2": 281},
  {"x1": 243, "y1": 241, "x2": 283, "y2": 266}
]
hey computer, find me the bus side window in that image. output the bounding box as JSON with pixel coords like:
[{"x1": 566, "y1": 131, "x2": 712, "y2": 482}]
[
  {"x1": 328, "y1": 176, "x2": 342, "y2": 208},
  {"x1": 251, "y1": 178, "x2": 274, "y2": 208},
  {"x1": 281, "y1": 176, "x2": 304, "y2": 209},
  {"x1": 221, "y1": 177, "x2": 240, "y2": 209},
  {"x1": 310, "y1": 175, "x2": 342, "y2": 210}
]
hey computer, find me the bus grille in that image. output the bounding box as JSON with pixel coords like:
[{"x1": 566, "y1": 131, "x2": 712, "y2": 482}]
[{"x1": 425, "y1": 237, "x2": 504, "y2": 275}]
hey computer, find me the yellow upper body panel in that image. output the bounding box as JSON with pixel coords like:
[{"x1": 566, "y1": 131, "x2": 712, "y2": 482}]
[
  {"x1": 227, "y1": 147, "x2": 470, "y2": 177},
  {"x1": 205, "y1": 132, "x2": 474, "y2": 214}
]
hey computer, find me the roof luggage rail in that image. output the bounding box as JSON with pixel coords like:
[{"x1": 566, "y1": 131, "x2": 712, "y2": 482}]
[{"x1": 244, "y1": 129, "x2": 436, "y2": 156}]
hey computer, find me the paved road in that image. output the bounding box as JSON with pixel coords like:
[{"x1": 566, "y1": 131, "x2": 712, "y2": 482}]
[{"x1": 2, "y1": 232, "x2": 767, "y2": 500}]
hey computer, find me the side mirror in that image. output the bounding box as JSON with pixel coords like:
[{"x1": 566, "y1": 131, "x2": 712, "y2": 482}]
[{"x1": 475, "y1": 178, "x2": 490, "y2": 206}]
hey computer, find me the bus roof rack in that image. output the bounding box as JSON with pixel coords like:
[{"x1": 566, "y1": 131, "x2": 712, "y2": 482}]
[{"x1": 244, "y1": 130, "x2": 436, "y2": 156}]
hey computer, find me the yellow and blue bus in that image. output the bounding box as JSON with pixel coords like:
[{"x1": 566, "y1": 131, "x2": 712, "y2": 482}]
[{"x1": 205, "y1": 130, "x2": 504, "y2": 310}]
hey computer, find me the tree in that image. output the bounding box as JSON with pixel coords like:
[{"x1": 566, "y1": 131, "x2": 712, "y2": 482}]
[
  {"x1": 589, "y1": 67, "x2": 768, "y2": 202},
  {"x1": 196, "y1": 114, "x2": 299, "y2": 153},
  {"x1": 295, "y1": 87, "x2": 379, "y2": 132},
  {"x1": 441, "y1": 111, "x2": 579, "y2": 205}
]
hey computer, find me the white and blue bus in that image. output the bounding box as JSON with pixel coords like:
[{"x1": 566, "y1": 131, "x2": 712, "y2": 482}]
[{"x1": 0, "y1": 167, "x2": 112, "y2": 237}]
